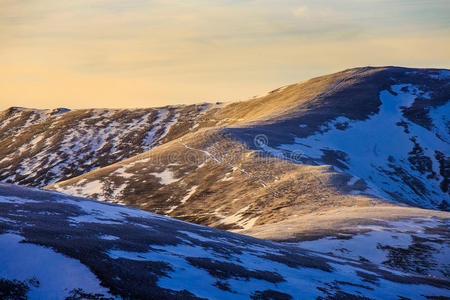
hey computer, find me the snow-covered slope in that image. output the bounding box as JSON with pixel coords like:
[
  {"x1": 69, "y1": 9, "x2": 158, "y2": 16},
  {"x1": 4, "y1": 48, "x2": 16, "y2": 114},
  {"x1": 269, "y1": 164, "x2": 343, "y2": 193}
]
[
  {"x1": 0, "y1": 183, "x2": 449, "y2": 299},
  {"x1": 238, "y1": 206, "x2": 450, "y2": 280},
  {"x1": 264, "y1": 84, "x2": 449, "y2": 208}
]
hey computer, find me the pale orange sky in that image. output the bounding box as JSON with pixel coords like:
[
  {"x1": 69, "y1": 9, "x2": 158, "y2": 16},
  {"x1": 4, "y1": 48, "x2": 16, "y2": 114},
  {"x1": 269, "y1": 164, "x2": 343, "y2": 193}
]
[{"x1": 1, "y1": 0, "x2": 450, "y2": 110}]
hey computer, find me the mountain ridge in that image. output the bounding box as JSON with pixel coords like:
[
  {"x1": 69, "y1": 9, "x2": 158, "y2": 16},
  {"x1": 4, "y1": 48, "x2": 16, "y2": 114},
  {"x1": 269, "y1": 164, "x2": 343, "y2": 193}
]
[{"x1": 1, "y1": 66, "x2": 449, "y2": 233}]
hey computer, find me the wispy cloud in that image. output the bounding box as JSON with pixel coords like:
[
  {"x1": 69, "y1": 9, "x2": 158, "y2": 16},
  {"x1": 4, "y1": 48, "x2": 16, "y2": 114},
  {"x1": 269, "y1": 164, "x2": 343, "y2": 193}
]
[{"x1": 292, "y1": 6, "x2": 308, "y2": 17}]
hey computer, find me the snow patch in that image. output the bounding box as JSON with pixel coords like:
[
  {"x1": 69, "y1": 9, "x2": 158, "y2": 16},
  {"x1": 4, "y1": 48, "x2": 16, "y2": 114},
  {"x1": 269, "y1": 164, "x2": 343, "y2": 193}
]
[
  {"x1": 150, "y1": 169, "x2": 179, "y2": 185},
  {"x1": 180, "y1": 186, "x2": 198, "y2": 204},
  {"x1": 0, "y1": 233, "x2": 111, "y2": 299}
]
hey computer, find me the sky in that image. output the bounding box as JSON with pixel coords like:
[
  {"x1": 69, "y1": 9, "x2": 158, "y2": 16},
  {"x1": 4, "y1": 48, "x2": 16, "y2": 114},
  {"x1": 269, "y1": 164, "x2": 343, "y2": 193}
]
[{"x1": 1, "y1": 0, "x2": 449, "y2": 110}]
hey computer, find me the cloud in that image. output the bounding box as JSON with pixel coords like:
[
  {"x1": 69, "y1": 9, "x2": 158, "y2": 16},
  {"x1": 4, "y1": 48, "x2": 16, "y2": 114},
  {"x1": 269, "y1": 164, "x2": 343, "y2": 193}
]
[{"x1": 292, "y1": 6, "x2": 308, "y2": 17}]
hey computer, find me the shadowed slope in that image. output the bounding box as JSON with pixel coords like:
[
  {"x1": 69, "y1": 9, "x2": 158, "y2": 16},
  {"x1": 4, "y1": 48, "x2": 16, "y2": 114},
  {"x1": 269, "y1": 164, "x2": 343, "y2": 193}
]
[{"x1": 1, "y1": 183, "x2": 449, "y2": 299}]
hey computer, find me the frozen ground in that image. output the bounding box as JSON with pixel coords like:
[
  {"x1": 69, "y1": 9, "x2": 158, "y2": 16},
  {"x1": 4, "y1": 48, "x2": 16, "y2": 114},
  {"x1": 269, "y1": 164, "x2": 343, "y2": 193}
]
[{"x1": 0, "y1": 183, "x2": 449, "y2": 299}]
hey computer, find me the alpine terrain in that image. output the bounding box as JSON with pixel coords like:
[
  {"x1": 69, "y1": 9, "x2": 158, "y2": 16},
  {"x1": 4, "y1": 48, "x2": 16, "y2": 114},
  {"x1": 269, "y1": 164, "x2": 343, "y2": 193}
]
[{"x1": 0, "y1": 66, "x2": 449, "y2": 299}]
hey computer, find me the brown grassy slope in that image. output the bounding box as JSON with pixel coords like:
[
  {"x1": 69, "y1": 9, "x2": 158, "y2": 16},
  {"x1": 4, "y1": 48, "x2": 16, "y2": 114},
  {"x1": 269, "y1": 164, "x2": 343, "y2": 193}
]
[
  {"x1": 46, "y1": 128, "x2": 386, "y2": 230},
  {"x1": 0, "y1": 66, "x2": 369, "y2": 188},
  {"x1": 236, "y1": 205, "x2": 450, "y2": 241},
  {"x1": 203, "y1": 66, "x2": 372, "y2": 125}
]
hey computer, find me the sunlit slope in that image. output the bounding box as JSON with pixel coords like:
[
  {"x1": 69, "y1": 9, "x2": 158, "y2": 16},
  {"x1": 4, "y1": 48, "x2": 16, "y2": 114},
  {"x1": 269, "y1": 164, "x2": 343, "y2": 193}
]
[
  {"x1": 0, "y1": 67, "x2": 381, "y2": 187},
  {"x1": 47, "y1": 128, "x2": 384, "y2": 230},
  {"x1": 45, "y1": 67, "x2": 449, "y2": 220}
]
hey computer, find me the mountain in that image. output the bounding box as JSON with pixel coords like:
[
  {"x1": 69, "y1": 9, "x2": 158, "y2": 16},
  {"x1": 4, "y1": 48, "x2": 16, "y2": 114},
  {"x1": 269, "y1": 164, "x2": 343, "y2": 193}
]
[
  {"x1": 1, "y1": 66, "x2": 449, "y2": 299},
  {"x1": 13, "y1": 67, "x2": 442, "y2": 230},
  {"x1": 224, "y1": 67, "x2": 449, "y2": 209},
  {"x1": 0, "y1": 183, "x2": 449, "y2": 299},
  {"x1": 1, "y1": 67, "x2": 448, "y2": 231},
  {"x1": 1, "y1": 66, "x2": 363, "y2": 189}
]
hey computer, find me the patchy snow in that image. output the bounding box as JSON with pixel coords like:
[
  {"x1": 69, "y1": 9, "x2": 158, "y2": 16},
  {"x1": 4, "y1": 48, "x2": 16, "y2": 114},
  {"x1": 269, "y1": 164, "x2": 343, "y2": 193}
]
[
  {"x1": 177, "y1": 231, "x2": 215, "y2": 243},
  {"x1": 110, "y1": 183, "x2": 127, "y2": 204},
  {"x1": 0, "y1": 195, "x2": 40, "y2": 204},
  {"x1": 29, "y1": 135, "x2": 44, "y2": 148},
  {"x1": 108, "y1": 236, "x2": 449, "y2": 300},
  {"x1": 218, "y1": 205, "x2": 251, "y2": 226},
  {"x1": 219, "y1": 172, "x2": 234, "y2": 182},
  {"x1": 217, "y1": 205, "x2": 258, "y2": 229},
  {"x1": 241, "y1": 216, "x2": 259, "y2": 230},
  {"x1": 60, "y1": 180, "x2": 104, "y2": 199},
  {"x1": 99, "y1": 234, "x2": 120, "y2": 241},
  {"x1": 142, "y1": 110, "x2": 179, "y2": 150},
  {"x1": 346, "y1": 176, "x2": 361, "y2": 186},
  {"x1": 429, "y1": 101, "x2": 450, "y2": 142},
  {"x1": 428, "y1": 70, "x2": 450, "y2": 80},
  {"x1": 60, "y1": 195, "x2": 162, "y2": 225},
  {"x1": 0, "y1": 105, "x2": 205, "y2": 187},
  {"x1": 165, "y1": 205, "x2": 178, "y2": 214},
  {"x1": 80, "y1": 180, "x2": 104, "y2": 195},
  {"x1": 141, "y1": 109, "x2": 168, "y2": 148}
]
